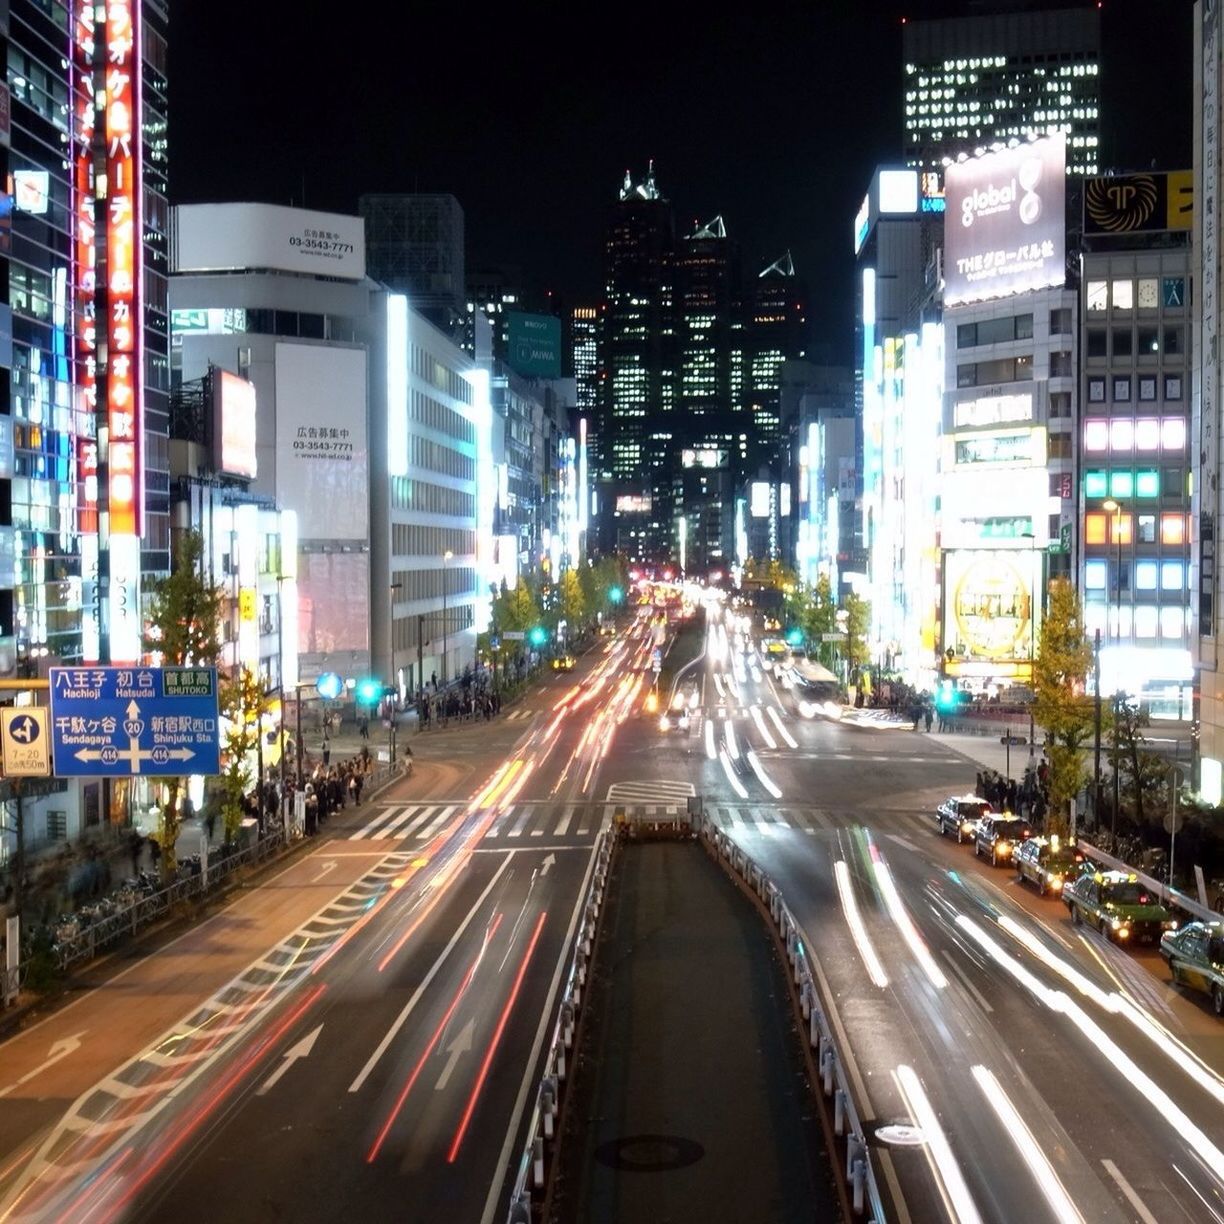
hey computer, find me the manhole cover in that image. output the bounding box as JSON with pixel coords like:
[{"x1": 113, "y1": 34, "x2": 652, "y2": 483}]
[
  {"x1": 876, "y1": 1124, "x2": 926, "y2": 1147},
  {"x1": 593, "y1": 1134, "x2": 705, "y2": 1172}
]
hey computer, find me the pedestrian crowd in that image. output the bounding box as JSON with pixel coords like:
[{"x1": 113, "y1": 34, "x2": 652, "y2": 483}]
[
  {"x1": 974, "y1": 759, "x2": 1051, "y2": 824},
  {"x1": 293, "y1": 745, "x2": 375, "y2": 836},
  {"x1": 416, "y1": 664, "x2": 502, "y2": 729}
]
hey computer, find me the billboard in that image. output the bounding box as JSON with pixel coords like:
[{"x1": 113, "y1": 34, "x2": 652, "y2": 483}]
[
  {"x1": 750, "y1": 481, "x2": 772, "y2": 518},
  {"x1": 942, "y1": 549, "x2": 1041, "y2": 679},
  {"x1": 1084, "y1": 171, "x2": 1192, "y2": 236},
  {"x1": 507, "y1": 312, "x2": 561, "y2": 379},
  {"x1": 297, "y1": 552, "x2": 369, "y2": 657},
  {"x1": 213, "y1": 369, "x2": 257, "y2": 479},
  {"x1": 274, "y1": 343, "x2": 368, "y2": 541},
  {"x1": 174, "y1": 203, "x2": 366, "y2": 281},
  {"x1": 615, "y1": 494, "x2": 651, "y2": 514},
  {"x1": 944, "y1": 135, "x2": 1066, "y2": 307}
]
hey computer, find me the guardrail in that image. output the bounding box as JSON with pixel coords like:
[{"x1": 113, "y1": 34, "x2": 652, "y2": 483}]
[
  {"x1": 1076, "y1": 839, "x2": 1223, "y2": 925},
  {"x1": 699, "y1": 817, "x2": 887, "y2": 1223},
  {"x1": 504, "y1": 830, "x2": 613, "y2": 1224}
]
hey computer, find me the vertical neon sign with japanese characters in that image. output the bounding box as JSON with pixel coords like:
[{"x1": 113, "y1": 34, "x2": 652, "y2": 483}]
[
  {"x1": 74, "y1": 1, "x2": 101, "y2": 660},
  {"x1": 105, "y1": 0, "x2": 141, "y2": 539}
]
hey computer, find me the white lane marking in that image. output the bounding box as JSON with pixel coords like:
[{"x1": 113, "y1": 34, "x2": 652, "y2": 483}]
[
  {"x1": 348, "y1": 854, "x2": 515, "y2": 1093},
  {"x1": 553, "y1": 805, "x2": 576, "y2": 837},
  {"x1": 350, "y1": 807, "x2": 402, "y2": 841},
  {"x1": 507, "y1": 807, "x2": 532, "y2": 838},
  {"x1": 479, "y1": 840, "x2": 603, "y2": 1224},
  {"x1": 940, "y1": 950, "x2": 994, "y2": 1013},
  {"x1": 886, "y1": 833, "x2": 920, "y2": 854},
  {"x1": 1100, "y1": 1159, "x2": 1159, "y2": 1224},
  {"x1": 417, "y1": 804, "x2": 456, "y2": 840},
  {"x1": 745, "y1": 750, "x2": 783, "y2": 799},
  {"x1": 766, "y1": 705, "x2": 798, "y2": 749}
]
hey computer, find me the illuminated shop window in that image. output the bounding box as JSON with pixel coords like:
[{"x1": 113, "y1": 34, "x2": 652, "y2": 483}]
[
  {"x1": 1134, "y1": 561, "x2": 1158, "y2": 590},
  {"x1": 1084, "y1": 471, "x2": 1107, "y2": 498},
  {"x1": 1084, "y1": 514, "x2": 1106, "y2": 545},
  {"x1": 1161, "y1": 561, "x2": 1184, "y2": 590},
  {"x1": 1161, "y1": 418, "x2": 1186, "y2": 450},
  {"x1": 1084, "y1": 419, "x2": 1108, "y2": 451},
  {"x1": 1111, "y1": 514, "x2": 1133, "y2": 544},
  {"x1": 1134, "y1": 419, "x2": 1160, "y2": 450},
  {"x1": 1109, "y1": 471, "x2": 1133, "y2": 498},
  {"x1": 1135, "y1": 470, "x2": 1160, "y2": 498},
  {"x1": 1160, "y1": 514, "x2": 1186, "y2": 545},
  {"x1": 1161, "y1": 607, "x2": 1184, "y2": 638},
  {"x1": 1084, "y1": 560, "x2": 1107, "y2": 590},
  {"x1": 1110, "y1": 419, "x2": 1133, "y2": 451}
]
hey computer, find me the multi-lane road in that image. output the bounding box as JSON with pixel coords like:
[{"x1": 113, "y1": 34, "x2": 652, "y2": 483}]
[{"x1": 2, "y1": 598, "x2": 1222, "y2": 1223}]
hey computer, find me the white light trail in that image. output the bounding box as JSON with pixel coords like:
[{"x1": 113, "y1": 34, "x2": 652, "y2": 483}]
[
  {"x1": 766, "y1": 705, "x2": 798, "y2": 749},
  {"x1": 749, "y1": 704, "x2": 777, "y2": 749},
  {"x1": 718, "y1": 749, "x2": 748, "y2": 799},
  {"x1": 724, "y1": 720, "x2": 740, "y2": 760},
  {"x1": 970, "y1": 1066, "x2": 1084, "y2": 1224},
  {"x1": 834, "y1": 861, "x2": 888, "y2": 988},
  {"x1": 871, "y1": 850, "x2": 947, "y2": 989},
  {"x1": 704, "y1": 718, "x2": 716, "y2": 760},
  {"x1": 894, "y1": 1064, "x2": 983, "y2": 1224},
  {"x1": 713, "y1": 673, "x2": 726, "y2": 699},
  {"x1": 956, "y1": 915, "x2": 1224, "y2": 1183},
  {"x1": 998, "y1": 915, "x2": 1224, "y2": 1110},
  {"x1": 746, "y1": 750, "x2": 782, "y2": 799}
]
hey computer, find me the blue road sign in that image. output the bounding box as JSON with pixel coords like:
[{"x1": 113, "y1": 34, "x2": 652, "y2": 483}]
[
  {"x1": 8, "y1": 714, "x2": 40, "y2": 745},
  {"x1": 49, "y1": 666, "x2": 222, "y2": 778}
]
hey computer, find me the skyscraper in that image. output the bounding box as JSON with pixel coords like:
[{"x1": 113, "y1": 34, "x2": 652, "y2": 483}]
[
  {"x1": 571, "y1": 306, "x2": 602, "y2": 417},
  {"x1": 360, "y1": 193, "x2": 466, "y2": 335},
  {"x1": 903, "y1": 4, "x2": 1101, "y2": 175},
  {"x1": 745, "y1": 252, "x2": 807, "y2": 473}
]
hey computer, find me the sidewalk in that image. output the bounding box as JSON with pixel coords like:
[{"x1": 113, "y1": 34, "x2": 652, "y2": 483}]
[{"x1": 928, "y1": 728, "x2": 1040, "y2": 780}]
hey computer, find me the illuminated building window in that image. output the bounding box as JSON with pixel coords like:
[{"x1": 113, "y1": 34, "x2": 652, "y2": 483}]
[
  {"x1": 1161, "y1": 417, "x2": 1186, "y2": 450},
  {"x1": 1160, "y1": 514, "x2": 1186, "y2": 545},
  {"x1": 1134, "y1": 560, "x2": 1158, "y2": 590},
  {"x1": 1086, "y1": 281, "x2": 1107, "y2": 312},
  {"x1": 1085, "y1": 559, "x2": 1107, "y2": 590},
  {"x1": 1109, "y1": 419, "x2": 1133, "y2": 451},
  {"x1": 1084, "y1": 419, "x2": 1108, "y2": 451},
  {"x1": 1135, "y1": 470, "x2": 1160, "y2": 498},
  {"x1": 1161, "y1": 606, "x2": 1184, "y2": 638},
  {"x1": 1137, "y1": 514, "x2": 1156, "y2": 543},
  {"x1": 1134, "y1": 418, "x2": 1160, "y2": 450},
  {"x1": 1085, "y1": 513, "x2": 1106, "y2": 545},
  {"x1": 1162, "y1": 561, "x2": 1184, "y2": 590},
  {"x1": 1084, "y1": 471, "x2": 1107, "y2": 498},
  {"x1": 1111, "y1": 279, "x2": 1133, "y2": 310},
  {"x1": 1111, "y1": 514, "x2": 1133, "y2": 544},
  {"x1": 1134, "y1": 605, "x2": 1158, "y2": 638},
  {"x1": 1109, "y1": 471, "x2": 1133, "y2": 498}
]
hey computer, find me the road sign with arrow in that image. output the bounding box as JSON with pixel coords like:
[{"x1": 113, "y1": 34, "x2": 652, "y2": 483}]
[
  {"x1": 48, "y1": 666, "x2": 222, "y2": 778},
  {"x1": 0, "y1": 707, "x2": 51, "y2": 777}
]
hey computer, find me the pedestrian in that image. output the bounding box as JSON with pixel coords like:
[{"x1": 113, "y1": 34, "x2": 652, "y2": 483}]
[
  {"x1": 360, "y1": 717, "x2": 369, "y2": 741},
  {"x1": 128, "y1": 829, "x2": 144, "y2": 877},
  {"x1": 354, "y1": 772, "x2": 364, "y2": 805},
  {"x1": 923, "y1": 706, "x2": 933, "y2": 733},
  {"x1": 205, "y1": 805, "x2": 217, "y2": 845},
  {"x1": 431, "y1": 671, "x2": 437, "y2": 689},
  {"x1": 322, "y1": 734, "x2": 331, "y2": 767}
]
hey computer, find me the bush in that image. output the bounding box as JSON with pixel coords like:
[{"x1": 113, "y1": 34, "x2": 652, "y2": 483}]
[{"x1": 22, "y1": 924, "x2": 62, "y2": 994}]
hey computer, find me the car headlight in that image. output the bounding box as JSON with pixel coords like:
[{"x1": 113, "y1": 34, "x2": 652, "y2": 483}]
[
  {"x1": 997, "y1": 842, "x2": 1011, "y2": 855},
  {"x1": 1163, "y1": 920, "x2": 1178, "y2": 930},
  {"x1": 1117, "y1": 927, "x2": 1130, "y2": 939},
  {"x1": 1049, "y1": 875, "x2": 1063, "y2": 889},
  {"x1": 659, "y1": 716, "x2": 671, "y2": 731},
  {"x1": 1110, "y1": 918, "x2": 1122, "y2": 930},
  {"x1": 962, "y1": 821, "x2": 974, "y2": 832}
]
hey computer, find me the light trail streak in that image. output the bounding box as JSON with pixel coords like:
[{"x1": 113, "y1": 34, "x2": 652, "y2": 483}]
[
  {"x1": 749, "y1": 704, "x2": 777, "y2": 749},
  {"x1": 894, "y1": 1064, "x2": 983, "y2": 1224},
  {"x1": 870, "y1": 846, "x2": 947, "y2": 989},
  {"x1": 724, "y1": 719, "x2": 740, "y2": 760},
  {"x1": 956, "y1": 914, "x2": 1224, "y2": 1183},
  {"x1": 718, "y1": 749, "x2": 748, "y2": 799},
  {"x1": 447, "y1": 911, "x2": 548, "y2": 1163},
  {"x1": 746, "y1": 750, "x2": 782, "y2": 799},
  {"x1": 833, "y1": 861, "x2": 888, "y2": 988},
  {"x1": 766, "y1": 705, "x2": 798, "y2": 748},
  {"x1": 970, "y1": 1065, "x2": 1083, "y2": 1224},
  {"x1": 704, "y1": 718, "x2": 716, "y2": 760}
]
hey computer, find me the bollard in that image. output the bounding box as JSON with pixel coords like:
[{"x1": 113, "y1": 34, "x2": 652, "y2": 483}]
[
  {"x1": 852, "y1": 1155, "x2": 866, "y2": 1215},
  {"x1": 846, "y1": 1134, "x2": 863, "y2": 1183},
  {"x1": 541, "y1": 1078, "x2": 557, "y2": 1139},
  {"x1": 810, "y1": 1005, "x2": 819, "y2": 1048},
  {"x1": 821, "y1": 1041, "x2": 834, "y2": 1096},
  {"x1": 556, "y1": 1044, "x2": 567, "y2": 1081},
  {"x1": 509, "y1": 1196, "x2": 531, "y2": 1224},
  {"x1": 800, "y1": 980, "x2": 811, "y2": 1021},
  {"x1": 532, "y1": 1135, "x2": 545, "y2": 1188},
  {"x1": 562, "y1": 1002, "x2": 575, "y2": 1048},
  {"x1": 834, "y1": 1087, "x2": 846, "y2": 1136}
]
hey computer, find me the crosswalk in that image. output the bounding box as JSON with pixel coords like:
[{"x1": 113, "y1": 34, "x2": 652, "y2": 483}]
[
  {"x1": 341, "y1": 799, "x2": 940, "y2": 844},
  {"x1": 504, "y1": 708, "x2": 535, "y2": 721}
]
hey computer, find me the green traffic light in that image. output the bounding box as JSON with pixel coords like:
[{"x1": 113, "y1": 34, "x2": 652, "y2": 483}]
[
  {"x1": 357, "y1": 678, "x2": 382, "y2": 704},
  {"x1": 785, "y1": 627, "x2": 804, "y2": 647},
  {"x1": 608, "y1": 586, "x2": 623, "y2": 604},
  {"x1": 528, "y1": 626, "x2": 548, "y2": 647}
]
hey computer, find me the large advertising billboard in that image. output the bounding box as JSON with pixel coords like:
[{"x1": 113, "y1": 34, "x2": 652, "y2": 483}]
[
  {"x1": 274, "y1": 343, "x2": 368, "y2": 541},
  {"x1": 175, "y1": 203, "x2": 366, "y2": 281},
  {"x1": 297, "y1": 552, "x2": 369, "y2": 657},
  {"x1": 507, "y1": 311, "x2": 561, "y2": 379},
  {"x1": 942, "y1": 549, "x2": 1042, "y2": 679},
  {"x1": 944, "y1": 135, "x2": 1066, "y2": 307},
  {"x1": 1083, "y1": 171, "x2": 1193, "y2": 236}
]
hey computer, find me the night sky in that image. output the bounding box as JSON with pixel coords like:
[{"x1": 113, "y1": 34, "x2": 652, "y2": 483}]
[{"x1": 171, "y1": 1, "x2": 1193, "y2": 363}]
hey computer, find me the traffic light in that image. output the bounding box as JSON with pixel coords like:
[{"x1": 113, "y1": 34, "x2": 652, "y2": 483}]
[
  {"x1": 356, "y1": 677, "x2": 382, "y2": 705},
  {"x1": 785, "y1": 627, "x2": 804, "y2": 648},
  {"x1": 608, "y1": 585, "x2": 624, "y2": 604},
  {"x1": 528, "y1": 625, "x2": 549, "y2": 648},
  {"x1": 936, "y1": 679, "x2": 958, "y2": 712}
]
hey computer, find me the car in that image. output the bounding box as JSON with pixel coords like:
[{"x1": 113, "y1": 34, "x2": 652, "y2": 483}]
[
  {"x1": 935, "y1": 795, "x2": 993, "y2": 844},
  {"x1": 1160, "y1": 922, "x2": 1224, "y2": 1017},
  {"x1": 973, "y1": 814, "x2": 1034, "y2": 866},
  {"x1": 1013, "y1": 836, "x2": 1084, "y2": 897},
  {"x1": 551, "y1": 655, "x2": 576, "y2": 672},
  {"x1": 1062, "y1": 870, "x2": 1177, "y2": 944}
]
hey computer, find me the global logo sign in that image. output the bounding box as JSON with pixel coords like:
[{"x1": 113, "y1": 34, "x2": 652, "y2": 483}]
[{"x1": 959, "y1": 153, "x2": 1045, "y2": 229}]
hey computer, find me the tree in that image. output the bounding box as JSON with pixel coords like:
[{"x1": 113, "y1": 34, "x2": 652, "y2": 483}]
[
  {"x1": 218, "y1": 666, "x2": 269, "y2": 843},
  {"x1": 558, "y1": 569, "x2": 587, "y2": 634},
  {"x1": 841, "y1": 593, "x2": 871, "y2": 674},
  {"x1": 142, "y1": 531, "x2": 224, "y2": 879},
  {"x1": 1111, "y1": 702, "x2": 1167, "y2": 832},
  {"x1": 803, "y1": 574, "x2": 838, "y2": 668},
  {"x1": 1032, "y1": 578, "x2": 1095, "y2": 837}
]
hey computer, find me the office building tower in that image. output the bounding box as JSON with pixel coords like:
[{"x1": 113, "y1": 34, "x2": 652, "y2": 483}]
[
  {"x1": 746, "y1": 252, "x2": 807, "y2": 472},
  {"x1": 571, "y1": 306, "x2": 601, "y2": 416},
  {"x1": 360, "y1": 193, "x2": 465, "y2": 336},
  {"x1": 598, "y1": 164, "x2": 676, "y2": 561},
  {"x1": 903, "y1": 5, "x2": 1100, "y2": 175}
]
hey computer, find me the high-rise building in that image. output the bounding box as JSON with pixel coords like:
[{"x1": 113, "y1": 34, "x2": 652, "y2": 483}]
[
  {"x1": 903, "y1": 4, "x2": 1101, "y2": 175},
  {"x1": 360, "y1": 193, "x2": 466, "y2": 336},
  {"x1": 571, "y1": 306, "x2": 601, "y2": 416},
  {"x1": 597, "y1": 164, "x2": 676, "y2": 561},
  {"x1": 745, "y1": 253, "x2": 807, "y2": 473}
]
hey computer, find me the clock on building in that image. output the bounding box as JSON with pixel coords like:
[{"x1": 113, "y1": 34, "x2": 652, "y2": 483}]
[{"x1": 1137, "y1": 279, "x2": 1158, "y2": 309}]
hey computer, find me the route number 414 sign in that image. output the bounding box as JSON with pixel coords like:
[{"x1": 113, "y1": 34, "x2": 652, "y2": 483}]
[{"x1": 48, "y1": 666, "x2": 222, "y2": 778}]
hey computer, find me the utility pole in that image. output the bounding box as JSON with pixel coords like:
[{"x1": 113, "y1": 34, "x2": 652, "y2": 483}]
[{"x1": 1093, "y1": 628, "x2": 1102, "y2": 828}]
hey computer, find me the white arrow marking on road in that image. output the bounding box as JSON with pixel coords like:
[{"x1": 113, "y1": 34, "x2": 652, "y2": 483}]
[
  {"x1": 540, "y1": 853, "x2": 556, "y2": 878},
  {"x1": 435, "y1": 1018, "x2": 475, "y2": 1092},
  {"x1": 0, "y1": 1032, "x2": 85, "y2": 1098},
  {"x1": 311, "y1": 861, "x2": 337, "y2": 884},
  {"x1": 256, "y1": 1024, "x2": 323, "y2": 1096}
]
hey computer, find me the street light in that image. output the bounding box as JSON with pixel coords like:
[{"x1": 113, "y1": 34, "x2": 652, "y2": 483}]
[
  {"x1": 1102, "y1": 498, "x2": 1124, "y2": 843},
  {"x1": 1020, "y1": 532, "x2": 1039, "y2": 761},
  {"x1": 442, "y1": 550, "x2": 453, "y2": 686},
  {"x1": 389, "y1": 580, "x2": 403, "y2": 763}
]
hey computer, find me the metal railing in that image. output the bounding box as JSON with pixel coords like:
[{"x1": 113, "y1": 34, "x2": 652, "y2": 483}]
[
  {"x1": 504, "y1": 831, "x2": 612, "y2": 1223},
  {"x1": 700, "y1": 817, "x2": 887, "y2": 1223},
  {"x1": 1076, "y1": 838, "x2": 1223, "y2": 925}
]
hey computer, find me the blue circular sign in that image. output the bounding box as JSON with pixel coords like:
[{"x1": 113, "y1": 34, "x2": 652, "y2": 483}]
[{"x1": 316, "y1": 672, "x2": 343, "y2": 700}]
